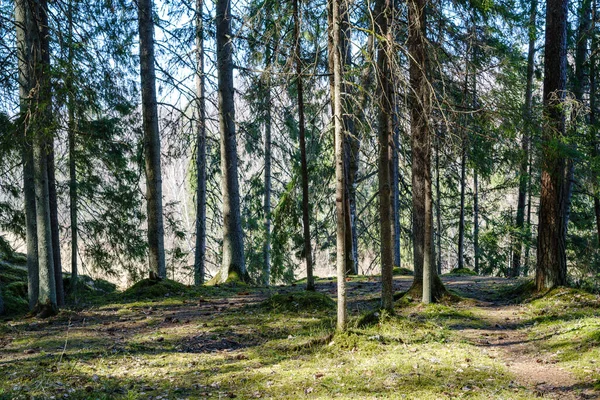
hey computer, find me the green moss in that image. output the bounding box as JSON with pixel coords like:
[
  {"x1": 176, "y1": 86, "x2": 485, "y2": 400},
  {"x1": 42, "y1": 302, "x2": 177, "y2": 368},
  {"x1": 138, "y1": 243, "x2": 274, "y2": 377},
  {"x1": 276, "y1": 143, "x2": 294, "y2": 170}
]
[
  {"x1": 262, "y1": 291, "x2": 336, "y2": 312},
  {"x1": 446, "y1": 267, "x2": 477, "y2": 276},
  {"x1": 0, "y1": 264, "x2": 27, "y2": 285},
  {"x1": 393, "y1": 267, "x2": 414, "y2": 276},
  {"x1": 120, "y1": 278, "x2": 190, "y2": 300},
  {"x1": 3, "y1": 289, "x2": 28, "y2": 315}
]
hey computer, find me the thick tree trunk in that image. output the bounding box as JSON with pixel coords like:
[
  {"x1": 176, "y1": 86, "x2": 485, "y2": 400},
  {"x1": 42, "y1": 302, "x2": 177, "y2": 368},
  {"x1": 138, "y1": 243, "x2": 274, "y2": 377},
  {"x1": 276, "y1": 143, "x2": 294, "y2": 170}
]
[
  {"x1": 512, "y1": 0, "x2": 537, "y2": 278},
  {"x1": 16, "y1": 0, "x2": 39, "y2": 310},
  {"x1": 31, "y1": 0, "x2": 57, "y2": 317},
  {"x1": 294, "y1": 0, "x2": 315, "y2": 291},
  {"x1": 536, "y1": 0, "x2": 569, "y2": 291},
  {"x1": 194, "y1": 0, "x2": 207, "y2": 286},
  {"x1": 212, "y1": 0, "x2": 248, "y2": 284},
  {"x1": 138, "y1": 0, "x2": 166, "y2": 279},
  {"x1": 332, "y1": 0, "x2": 347, "y2": 330},
  {"x1": 408, "y1": 0, "x2": 443, "y2": 303},
  {"x1": 524, "y1": 149, "x2": 533, "y2": 275},
  {"x1": 375, "y1": 0, "x2": 394, "y2": 311}
]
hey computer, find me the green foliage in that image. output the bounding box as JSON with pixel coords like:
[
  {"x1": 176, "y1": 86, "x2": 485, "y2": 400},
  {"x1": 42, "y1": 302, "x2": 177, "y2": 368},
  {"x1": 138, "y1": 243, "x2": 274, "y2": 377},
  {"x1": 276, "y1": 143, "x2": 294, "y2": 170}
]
[{"x1": 261, "y1": 291, "x2": 336, "y2": 312}]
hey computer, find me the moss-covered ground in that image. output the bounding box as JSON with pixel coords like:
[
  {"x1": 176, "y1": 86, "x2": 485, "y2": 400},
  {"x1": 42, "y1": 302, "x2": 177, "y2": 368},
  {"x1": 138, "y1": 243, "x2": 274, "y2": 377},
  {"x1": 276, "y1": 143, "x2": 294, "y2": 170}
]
[{"x1": 0, "y1": 275, "x2": 599, "y2": 399}]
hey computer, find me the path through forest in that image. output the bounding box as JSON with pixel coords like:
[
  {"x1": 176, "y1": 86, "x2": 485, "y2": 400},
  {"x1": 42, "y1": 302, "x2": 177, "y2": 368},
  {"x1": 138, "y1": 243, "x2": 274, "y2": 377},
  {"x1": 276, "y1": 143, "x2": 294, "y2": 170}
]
[{"x1": 1, "y1": 275, "x2": 599, "y2": 399}]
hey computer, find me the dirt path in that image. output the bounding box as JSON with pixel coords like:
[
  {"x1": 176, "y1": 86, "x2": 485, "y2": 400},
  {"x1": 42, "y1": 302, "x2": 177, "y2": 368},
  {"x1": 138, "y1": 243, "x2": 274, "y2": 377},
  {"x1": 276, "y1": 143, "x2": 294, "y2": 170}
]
[{"x1": 441, "y1": 277, "x2": 597, "y2": 399}]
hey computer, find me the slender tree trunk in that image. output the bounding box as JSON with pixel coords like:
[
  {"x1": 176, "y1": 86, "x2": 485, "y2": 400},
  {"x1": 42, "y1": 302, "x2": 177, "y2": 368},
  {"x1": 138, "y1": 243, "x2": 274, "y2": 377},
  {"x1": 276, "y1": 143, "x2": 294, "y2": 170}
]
[
  {"x1": 537, "y1": 0, "x2": 569, "y2": 291},
  {"x1": 591, "y1": 0, "x2": 600, "y2": 244},
  {"x1": 524, "y1": 149, "x2": 533, "y2": 274},
  {"x1": 332, "y1": 0, "x2": 347, "y2": 330},
  {"x1": 473, "y1": 169, "x2": 479, "y2": 273},
  {"x1": 194, "y1": 0, "x2": 207, "y2": 286},
  {"x1": 47, "y1": 140, "x2": 64, "y2": 306},
  {"x1": 262, "y1": 76, "x2": 272, "y2": 286},
  {"x1": 435, "y1": 129, "x2": 442, "y2": 275},
  {"x1": 457, "y1": 141, "x2": 466, "y2": 270},
  {"x1": 294, "y1": 0, "x2": 314, "y2": 291},
  {"x1": 66, "y1": 0, "x2": 78, "y2": 294},
  {"x1": 138, "y1": 0, "x2": 166, "y2": 279},
  {"x1": 212, "y1": 0, "x2": 248, "y2": 284},
  {"x1": 408, "y1": 0, "x2": 440, "y2": 303},
  {"x1": 512, "y1": 0, "x2": 537, "y2": 278},
  {"x1": 341, "y1": 2, "x2": 358, "y2": 276},
  {"x1": 375, "y1": 0, "x2": 394, "y2": 311},
  {"x1": 392, "y1": 116, "x2": 401, "y2": 270},
  {"x1": 16, "y1": 0, "x2": 39, "y2": 310}
]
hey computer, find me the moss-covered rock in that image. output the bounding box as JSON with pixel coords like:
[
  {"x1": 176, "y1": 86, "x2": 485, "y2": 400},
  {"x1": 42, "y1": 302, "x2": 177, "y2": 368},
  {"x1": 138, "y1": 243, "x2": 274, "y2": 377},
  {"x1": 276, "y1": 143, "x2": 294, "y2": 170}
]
[
  {"x1": 393, "y1": 267, "x2": 414, "y2": 276},
  {"x1": 120, "y1": 278, "x2": 190, "y2": 300},
  {"x1": 262, "y1": 291, "x2": 336, "y2": 312},
  {"x1": 446, "y1": 267, "x2": 477, "y2": 276}
]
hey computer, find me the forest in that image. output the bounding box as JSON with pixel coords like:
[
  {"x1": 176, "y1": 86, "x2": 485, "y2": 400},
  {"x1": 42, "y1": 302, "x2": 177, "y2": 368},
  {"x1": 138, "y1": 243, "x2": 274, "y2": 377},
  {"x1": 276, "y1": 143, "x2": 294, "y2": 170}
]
[{"x1": 1, "y1": 0, "x2": 600, "y2": 397}]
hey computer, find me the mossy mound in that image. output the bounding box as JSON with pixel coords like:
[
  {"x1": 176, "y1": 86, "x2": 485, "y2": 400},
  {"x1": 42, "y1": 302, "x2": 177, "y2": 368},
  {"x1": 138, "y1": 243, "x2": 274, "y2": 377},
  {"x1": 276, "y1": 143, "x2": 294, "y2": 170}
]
[
  {"x1": 262, "y1": 291, "x2": 336, "y2": 313},
  {"x1": 493, "y1": 279, "x2": 536, "y2": 303},
  {"x1": 64, "y1": 275, "x2": 117, "y2": 295},
  {"x1": 2, "y1": 284, "x2": 28, "y2": 315},
  {"x1": 393, "y1": 267, "x2": 414, "y2": 276},
  {"x1": 446, "y1": 267, "x2": 477, "y2": 276},
  {"x1": 120, "y1": 278, "x2": 190, "y2": 300}
]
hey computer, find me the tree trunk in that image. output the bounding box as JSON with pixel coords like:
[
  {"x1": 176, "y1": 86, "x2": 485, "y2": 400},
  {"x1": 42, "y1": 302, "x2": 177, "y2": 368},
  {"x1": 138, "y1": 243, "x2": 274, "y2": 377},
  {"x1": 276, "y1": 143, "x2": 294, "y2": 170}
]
[
  {"x1": 473, "y1": 169, "x2": 479, "y2": 273},
  {"x1": 332, "y1": 0, "x2": 347, "y2": 330},
  {"x1": 392, "y1": 116, "x2": 401, "y2": 270},
  {"x1": 591, "y1": 0, "x2": 600, "y2": 244},
  {"x1": 435, "y1": 129, "x2": 442, "y2": 275},
  {"x1": 457, "y1": 140, "x2": 466, "y2": 270},
  {"x1": 67, "y1": 0, "x2": 78, "y2": 293},
  {"x1": 262, "y1": 76, "x2": 272, "y2": 286},
  {"x1": 31, "y1": 0, "x2": 57, "y2": 317},
  {"x1": 138, "y1": 0, "x2": 166, "y2": 279},
  {"x1": 294, "y1": 0, "x2": 315, "y2": 291},
  {"x1": 341, "y1": 3, "x2": 358, "y2": 276},
  {"x1": 212, "y1": 0, "x2": 248, "y2": 284},
  {"x1": 536, "y1": 0, "x2": 569, "y2": 291},
  {"x1": 194, "y1": 0, "x2": 207, "y2": 286},
  {"x1": 375, "y1": 0, "x2": 394, "y2": 311},
  {"x1": 47, "y1": 140, "x2": 64, "y2": 306},
  {"x1": 512, "y1": 0, "x2": 537, "y2": 278},
  {"x1": 408, "y1": 0, "x2": 442, "y2": 303},
  {"x1": 16, "y1": 0, "x2": 39, "y2": 310}
]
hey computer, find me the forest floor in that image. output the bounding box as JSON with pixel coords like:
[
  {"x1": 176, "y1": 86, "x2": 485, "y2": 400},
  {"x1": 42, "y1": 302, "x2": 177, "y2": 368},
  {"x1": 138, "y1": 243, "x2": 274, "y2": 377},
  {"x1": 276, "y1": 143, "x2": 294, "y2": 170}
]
[{"x1": 1, "y1": 274, "x2": 600, "y2": 399}]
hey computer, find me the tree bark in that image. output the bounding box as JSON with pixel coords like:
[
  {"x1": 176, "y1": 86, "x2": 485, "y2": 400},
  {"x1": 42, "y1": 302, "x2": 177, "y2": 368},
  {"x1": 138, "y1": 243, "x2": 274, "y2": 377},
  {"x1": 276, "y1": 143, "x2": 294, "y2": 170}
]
[
  {"x1": 332, "y1": 0, "x2": 347, "y2": 330},
  {"x1": 408, "y1": 0, "x2": 441, "y2": 303},
  {"x1": 457, "y1": 139, "x2": 466, "y2": 270},
  {"x1": 67, "y1": 0, "x2": 78, "y2": 293},
  {"x1": 16, "y1": 0, "x2": 39, "y2": 310},
  {"x1": 512, "y1": 1, "x2": 537, "y2": 278},
  {"x1": 536, "y1": 0, "x2": 569, "y2": 291},
  {"x1": 591, "y1": 0, "x2": 600, "y2": 244},
  {"x1": 31, "y1": 0, "x2": 57, "y2": 317},
  {"x1": 138, "y1": 0, "x2": 166, "y2": 279},
  {"x1": 375, "y1": 0, "x2": 394, "y2": 311},
  {"x1": 194, "y1": 0, "x2": 207, "y2": 286},
  {"x1": 473, "y1": 169, "x2": 479, "y2": 273},
  {"x1": 212, "y1": 0, "x2": 248, "y2": 284},
  {"x1": 262, "y1": 76, "x2": 272, "y2": 286},
  {"x1": 47, "y1": 140, "x2": 64, "y2": 306},
  {"x1": 294, "y1": 0, "x2": 315, "y2": 291},
  {"x1": 435, "y1": 129, "x2": 442, "y2": 275}
]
